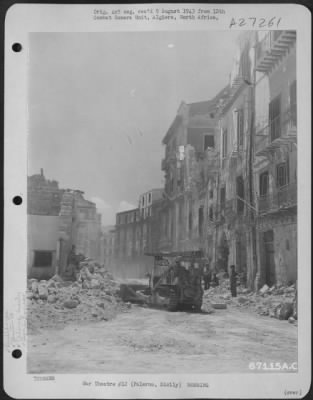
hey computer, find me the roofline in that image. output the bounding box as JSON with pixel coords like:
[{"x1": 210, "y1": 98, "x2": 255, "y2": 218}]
[
  {"x1": 140, "y1": 188, "x2": 164, "y2": 196},
  {"x1": 116, "y1": 207, "x2": 139, "y2": 216},
  {"x1": 162, "y1": 114, "x2": 183, "y2": 145}
]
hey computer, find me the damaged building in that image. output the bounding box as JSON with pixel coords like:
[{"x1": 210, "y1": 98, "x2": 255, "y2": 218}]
[
  {"x1": 212, "y1": 32, "x2": 257, "y2": 289},
  {"x1": 159, "y1": 98, "x2": 220, "y2": 255},
  {"x1": 27, "y1": 169, "x2": 64, "y2": 279},
  {"x1": 113, "y1": 189, "x2": 164, "y2": 278},
  {"x1": 106, "y1": 30, "x2": 297, "y2": 292},
  {"x1": 28, "y1": 169, "x2": 102, "y2": 279},
  {"x1": 253, "y1": 30, "x2": 297, "y2": 288}
]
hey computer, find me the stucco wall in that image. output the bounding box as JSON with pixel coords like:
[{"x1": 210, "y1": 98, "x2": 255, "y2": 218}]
[
  {"x1": 28, "y1": 215, "x2": 59, "y2": 279},
  {"x1": 257, "y1": 216, "x2": 297, "y2": 287},
  {"x1": 273, "y1": 222, "x2": 297, "y2": 285}
]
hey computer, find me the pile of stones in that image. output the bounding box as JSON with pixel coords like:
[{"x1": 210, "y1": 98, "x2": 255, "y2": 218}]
[
  {"x1": 27, "y1": 260, "x2": 130, "y2": 332},
  {"x1": 203, "y1": 279, "x2": 297, "y2": 323}
]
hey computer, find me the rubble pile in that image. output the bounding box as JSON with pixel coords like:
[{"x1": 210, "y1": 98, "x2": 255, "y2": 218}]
[
  {"x1": 203, "y1": 279, "x2": 297, "y2": 323},
  {"x1": 27, "y1": 260, "x2": 131, "y2": 333}
]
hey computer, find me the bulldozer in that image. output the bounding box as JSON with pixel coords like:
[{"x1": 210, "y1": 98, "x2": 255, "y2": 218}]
[{"x1": 119, "y1": 251, "x2": 204, "y2": 312}]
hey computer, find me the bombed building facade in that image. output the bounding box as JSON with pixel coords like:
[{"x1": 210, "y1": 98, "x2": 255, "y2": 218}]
[
  {"x1": 211, "y1": 32, "x2": 257, "y2": 289},
  {"x1": 159, "y1": 96, "x2": 223, "y2": 255},
  {"x1": 112, "y1": 189, "x2": 164, "y2": 278},
  {"x1": 106, "y1": 30, "x2": 297, "y2": 290},
  {"x1": 253, "y1": 30, "x2": 297, "y2": 288},
  {"x1": 27, "y1": 170, "x2": 102, "y2": 279}
]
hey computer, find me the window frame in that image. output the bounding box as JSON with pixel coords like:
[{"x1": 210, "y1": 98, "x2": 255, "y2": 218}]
[
  {"x1": 269, "y1": 94, "x2": 282, "y2": 141},
  {"x1": 289, "y1": 80, "x2": 297, "y2": 126},
  {"x1": 237, "y1": 109, "x2": 244, "y2": 147},
  {"x1": 236, "y1": 175, "x2": 245, "y2": 213},
  {"x1": 203, "y1": 134, "x2": 215, "y2": 150},
  {"x1": 198, "y1": 206, "x2": 204, "y2": 236},
  {"x1": 209, "y1": 206, "x2": 214, "y2": 221},
  {"x1": 259, "y1": 171, "x2": 269, "y2": 197},
  {"x1": 276, "y1": 162, "x2": 289, "y2": 188},
  {"x1": 222, "y1": 128, "x2": 228, "y2": 158},
  {"x1": 220, "y1": 186, "x2": 226, "y2": 209},
  {"x1": 33, "y1": 250, "x2": 53, "y2": 268}
]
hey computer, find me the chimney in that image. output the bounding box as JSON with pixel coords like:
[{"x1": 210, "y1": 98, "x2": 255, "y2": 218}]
[{"x1": 40, "y1": 168, "x2": 44, "y2": 176}]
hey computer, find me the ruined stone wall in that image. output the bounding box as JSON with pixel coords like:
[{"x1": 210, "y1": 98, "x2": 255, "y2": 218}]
[
  {"x1": 105, "y1": 230, "x2": 116, "y2": 272},
  {"x1": 57, "y1": 191, "x2": 78, "y2": 275},
  {"x1": 257, "y1": 214, "x2": 297, "y2": 287},
  {"x1": 113, "y1": 208, "x2": 155, "y2": 278},
  {"x1": 28, "y1": 173, "x2": 63, "y2": 216}
]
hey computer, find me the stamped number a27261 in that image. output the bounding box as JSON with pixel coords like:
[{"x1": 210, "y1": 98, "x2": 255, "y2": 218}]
[{"x1": 229, "y1": 17, "x2": 282, "y2": 29}]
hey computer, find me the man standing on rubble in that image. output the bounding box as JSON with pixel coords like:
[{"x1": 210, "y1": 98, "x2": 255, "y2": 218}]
[
  {"x1": 203, "y1": 264, "x2": 212, "y2": 290},
  {"x1": 230, "y1": 265, "x2": 238, "y2": 297}
]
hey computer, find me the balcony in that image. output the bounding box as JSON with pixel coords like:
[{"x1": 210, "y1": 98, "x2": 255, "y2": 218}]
[
  {"x1": 255, "y1": 31, "x2": 296, "y2": 73},
  {"x1": 255, "y1": 108, "x2": 297, "y2": 157},
  {"x1": 258, "y1": 183, "x2": 297, "y2": 215},
  {"x1": 161, "y1": 158, "x2": 167, "y2": 171}
]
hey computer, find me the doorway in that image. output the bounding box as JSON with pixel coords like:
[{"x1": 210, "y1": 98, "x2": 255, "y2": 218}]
[
  {"x1": 236, "y1": 176, "x2": 245, "y2": 213},
  {"x1": 263, "y1": 230, "x2": 276, "y2": 286},
  {"x1": 217, "y1": 231, "x2": 229, "y2": 274}
]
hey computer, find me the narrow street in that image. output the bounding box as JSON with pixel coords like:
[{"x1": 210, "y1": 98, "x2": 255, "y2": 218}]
[{"x1": 28, "y1": 305, "x2": 297, "y2": 374}]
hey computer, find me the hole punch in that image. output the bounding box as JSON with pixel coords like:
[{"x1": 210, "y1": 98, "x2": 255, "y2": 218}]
[
  {"x1": 13, "y1": 196, "x2": 22, "y2": 205},
  {"x1": 12, "y1": 349, "x2": 22, "y2": 359},
  {"x1": 12, "y1": 43, "x2": 22, "y2": 52}
]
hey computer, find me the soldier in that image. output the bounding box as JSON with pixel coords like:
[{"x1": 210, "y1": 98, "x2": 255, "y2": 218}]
[
  {"x1": 212, "y1": 272, "x2": 219, "y2": 287},
  {"x1": 203, "y1": 264, "x2": 212, "y2": 290}
]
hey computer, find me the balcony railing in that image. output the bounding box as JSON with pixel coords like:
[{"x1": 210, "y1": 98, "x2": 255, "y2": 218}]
[
  {"x1": 255, "y1": 107, "x2": 297, "y2": 157},
  {"x1": 258, "y1": 183, "x2": 297, "y2": 214},
  {"x1": 255, "y1": 31, "x2": 296, "y2": 72}
]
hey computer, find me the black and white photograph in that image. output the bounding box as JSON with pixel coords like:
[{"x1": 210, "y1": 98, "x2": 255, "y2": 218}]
[{"x1": 4, "y1": 3, "x2": 311, "y2": 399}]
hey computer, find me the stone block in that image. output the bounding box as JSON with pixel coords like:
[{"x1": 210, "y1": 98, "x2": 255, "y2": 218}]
[
  {"x1": 201, "y1": 303, "x2": 215, "y2": 314},
  {"x1": 63, "y1": 299, "x2": 79, "y2": 309},
  {"x1": 277, "y1": 303, "x2": 293, "y2": 320},
  {"x1": 259, "y1": 284, "x2": 269, "y2": 294},
  {"x1": 47, "y1": 294, "x2": 57, "y2": 304},
  {"x1": 211, "y1": 303, "x2": 227, "y2": 309},
  {"x1": 31, "y1": 281, "x2": 39, "y2": 293},
  {"x1": 38, "y1": 284, "x2": 48, "y2": 300},
  {"x1": 237, "y1": 296, "x2": 249, "y2": 304}
]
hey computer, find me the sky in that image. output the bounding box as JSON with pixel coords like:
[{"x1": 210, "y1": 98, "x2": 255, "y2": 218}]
[{"x1": 28, "y1": 31, "x2": 240, "y2": 226}]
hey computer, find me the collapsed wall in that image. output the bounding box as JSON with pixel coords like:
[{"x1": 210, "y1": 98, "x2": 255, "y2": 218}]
[{"x1": 27, "y1": 258, "x2": 130, "y2": 333}]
